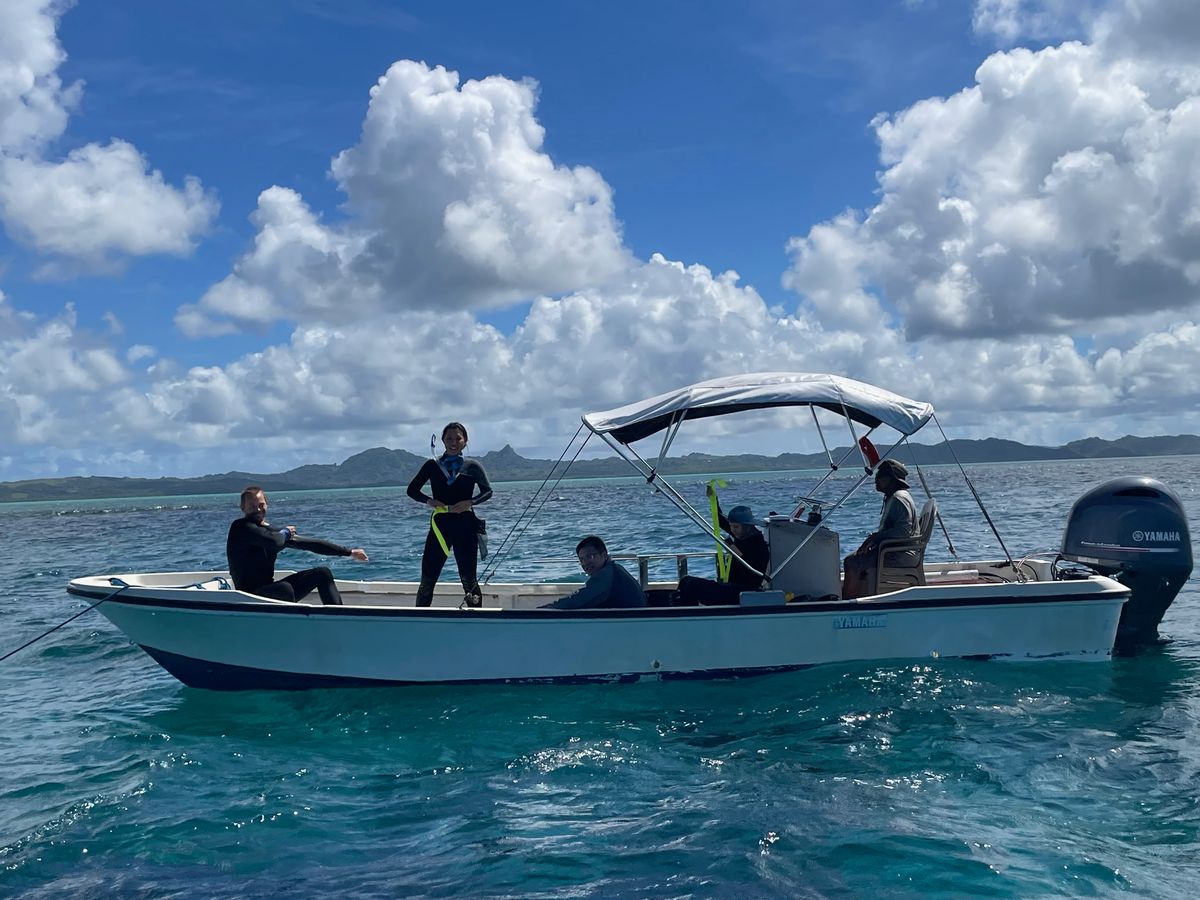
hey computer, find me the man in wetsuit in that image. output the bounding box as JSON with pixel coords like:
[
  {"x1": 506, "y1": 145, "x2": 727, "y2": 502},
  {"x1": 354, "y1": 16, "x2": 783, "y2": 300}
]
[
  {"x1": 541, "y1": 535, "x2": 646, "y2": 610},
  {"x1": 226, "y1": 486, "x2": 368, "y2": 605},
  {"x1": 674, "y1": 502, "x2": 770, "y2": 605}
]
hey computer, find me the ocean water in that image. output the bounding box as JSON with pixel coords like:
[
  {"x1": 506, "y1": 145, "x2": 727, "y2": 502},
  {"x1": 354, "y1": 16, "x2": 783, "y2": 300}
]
[{"x1": 1, "y1": 457, "x2": 1198, "y2": 898}]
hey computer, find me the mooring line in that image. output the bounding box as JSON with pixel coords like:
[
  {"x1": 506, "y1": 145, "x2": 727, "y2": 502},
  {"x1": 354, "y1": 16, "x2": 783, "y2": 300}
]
[{"x1": 0, "y1": 579, "x2": 130, "y2": 664}]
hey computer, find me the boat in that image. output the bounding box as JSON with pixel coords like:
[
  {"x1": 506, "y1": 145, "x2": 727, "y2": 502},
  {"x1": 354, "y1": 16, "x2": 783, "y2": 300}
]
[{"x1": 66, "y1": 373, "x2": 1193, "y2": 690}]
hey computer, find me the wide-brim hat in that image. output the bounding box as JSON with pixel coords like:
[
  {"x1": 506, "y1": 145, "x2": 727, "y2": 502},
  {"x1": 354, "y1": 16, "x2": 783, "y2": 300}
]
[
  {"x1": 727, "y1": 505, "x2": 757, "y2": 525},
  {"x1": 876, "y1": 459, "x2": 909, "y2": 487}
]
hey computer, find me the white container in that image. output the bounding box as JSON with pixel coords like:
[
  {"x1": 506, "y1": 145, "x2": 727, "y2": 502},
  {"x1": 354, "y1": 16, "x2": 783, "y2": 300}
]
[{"x1": 766, "y1": 517, "x2": 842, "y2": 599}]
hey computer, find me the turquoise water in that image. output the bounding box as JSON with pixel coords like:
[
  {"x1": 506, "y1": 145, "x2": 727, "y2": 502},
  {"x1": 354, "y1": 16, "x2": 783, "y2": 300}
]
[{"x1": 1, "y1": 458, "x2": 1198, "y2": 897}]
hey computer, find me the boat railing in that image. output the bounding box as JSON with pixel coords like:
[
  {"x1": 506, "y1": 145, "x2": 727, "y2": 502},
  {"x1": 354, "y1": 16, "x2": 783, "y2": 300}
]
[{"x1": 532, "y1": 552, "x2": 718, "y2": 588}]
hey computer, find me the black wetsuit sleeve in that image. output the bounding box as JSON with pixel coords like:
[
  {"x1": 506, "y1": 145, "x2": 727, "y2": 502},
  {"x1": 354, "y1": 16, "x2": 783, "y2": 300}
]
[
  {"x1": 239, "y1": 519, "x2": 288, "y2": 551},
  {"x1": 466, "y1": 460, "x2": 493, "y2": 505},
  {"x1": 717, "y1": 508, "x2": 731, "y2": 533},
  {"x1": 407, "y1": 460, "x2": 437, "y2": 504},
  {"x1": 289, "y1": 535, "x2": 352, "y2": 557}
]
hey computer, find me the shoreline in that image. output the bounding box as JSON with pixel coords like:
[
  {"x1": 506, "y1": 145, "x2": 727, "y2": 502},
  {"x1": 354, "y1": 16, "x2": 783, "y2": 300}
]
[{"x1": 1, "y1": 453, "x2": 1194, "y2": 507}]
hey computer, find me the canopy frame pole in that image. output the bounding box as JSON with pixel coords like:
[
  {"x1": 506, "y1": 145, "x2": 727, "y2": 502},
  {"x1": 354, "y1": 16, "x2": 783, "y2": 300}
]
[
  {"x1": 482, "y1": 425, "x2": 593, "y2": 583},
  {"x1": 592, "y1": 430, "x2": 765, "y2": 581},
  {"x1": 810, "y1": 406, "x2": 836, "y2": 470},
  {"x1": 771, "y1": 435, "x2": 907, "y2": 581},
  {"x1": 790, "y1": 411, "x2": 875, "y2": 517},
  {"x1": 839, "y1": 397, "x2": 873, "y2": 473},
  {"x1": 900, "y1": 437, "x2": 957, "y2": 559},
  {"x1": 650, "y1": 411, "x2": 685, "y2": 480}
]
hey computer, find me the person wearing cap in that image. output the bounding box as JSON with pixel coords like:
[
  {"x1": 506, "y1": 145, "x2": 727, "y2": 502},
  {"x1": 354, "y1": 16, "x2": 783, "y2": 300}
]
[
  {"x1": 841, "y1": 459, "x2": 918, "y2": 600},
  {"x1": 673, "y1": 494, "x2": 770, "y2": 606}
]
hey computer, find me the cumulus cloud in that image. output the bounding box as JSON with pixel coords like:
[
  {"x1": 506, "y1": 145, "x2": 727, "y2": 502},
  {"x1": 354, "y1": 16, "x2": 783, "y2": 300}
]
[
  {"x1": 0, "y1": 0, "x2": 216, "y2": 270},
  {"x1": 0, "y1": 303, "x2": 132, "y2": 445},
  {"x1": 179, "y1": 60, "x2": 629, "y2": 334},
  {"x1": 0, "y1": 141, "x2": 217, "y2": 269},
  {"x1": 787, "y1": 0, "x2": 1200, "y2": 341}
]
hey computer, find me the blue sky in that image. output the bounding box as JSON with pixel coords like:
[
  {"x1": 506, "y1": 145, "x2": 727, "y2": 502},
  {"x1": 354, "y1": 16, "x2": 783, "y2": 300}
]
[{"x1": 1, "y1": 0, "x2": 1198, "y2": 480}]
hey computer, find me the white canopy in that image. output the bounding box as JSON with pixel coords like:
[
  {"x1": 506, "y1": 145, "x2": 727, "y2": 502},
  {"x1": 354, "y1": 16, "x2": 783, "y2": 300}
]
[{"x1": 582, "y1": 373, "x2": 934, "y2": 444}]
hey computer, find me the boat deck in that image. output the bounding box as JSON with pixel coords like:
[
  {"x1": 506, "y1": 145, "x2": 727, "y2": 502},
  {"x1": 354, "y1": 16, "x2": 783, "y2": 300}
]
[{"x1": 71, "y1": 558, "x2": 1063, "y2": 612}]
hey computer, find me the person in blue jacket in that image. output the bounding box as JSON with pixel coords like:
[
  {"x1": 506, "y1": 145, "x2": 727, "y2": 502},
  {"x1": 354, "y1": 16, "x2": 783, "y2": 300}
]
[{"x1": 542, "y1": 535, "x2": 646, "y2": 610}]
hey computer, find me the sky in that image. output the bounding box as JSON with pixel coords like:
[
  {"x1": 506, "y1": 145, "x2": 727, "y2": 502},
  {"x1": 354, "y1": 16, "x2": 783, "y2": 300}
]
[{"x1": 2, "y1": 0, "x2": 1199, "y2": 481}]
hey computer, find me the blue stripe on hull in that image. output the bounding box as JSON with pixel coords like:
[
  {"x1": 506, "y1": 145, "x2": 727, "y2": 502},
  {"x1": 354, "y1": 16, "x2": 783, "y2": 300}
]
[{"x1": 138, "y1": 645, "x2": 817, "y2": 691}]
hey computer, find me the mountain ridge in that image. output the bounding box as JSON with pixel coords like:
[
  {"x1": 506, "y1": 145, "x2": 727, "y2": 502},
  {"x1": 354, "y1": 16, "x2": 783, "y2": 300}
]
[{"x1": 2, "y1": 435, "x2": 1197, "y2": 503}]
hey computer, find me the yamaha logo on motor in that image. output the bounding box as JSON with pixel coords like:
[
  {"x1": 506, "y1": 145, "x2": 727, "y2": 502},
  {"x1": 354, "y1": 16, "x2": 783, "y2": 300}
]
[{"x1": 1131, "y1": 530, "x2": 1180, "y2": 542}]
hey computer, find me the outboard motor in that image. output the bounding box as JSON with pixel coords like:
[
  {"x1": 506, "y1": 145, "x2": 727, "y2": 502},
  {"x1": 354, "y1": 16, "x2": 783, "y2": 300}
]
[{"x1": 1060, "y1": 477, "x2": 1193, "y2": 650}]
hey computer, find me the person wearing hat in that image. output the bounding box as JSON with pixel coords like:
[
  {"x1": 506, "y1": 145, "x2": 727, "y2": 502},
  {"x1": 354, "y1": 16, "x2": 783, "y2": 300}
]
[
  {"x1": 673, "y1": 493, "x2": 770, "y2": 606},
  {"x1": 841, "y1": 458, "x2": 918, "y2": 600}
]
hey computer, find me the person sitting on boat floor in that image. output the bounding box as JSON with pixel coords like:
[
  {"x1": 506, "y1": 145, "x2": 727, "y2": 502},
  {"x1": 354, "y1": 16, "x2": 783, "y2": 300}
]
[
  {"x1": 227, "y1": 486, "x2": 368, "y2": 606},
  {"x1": 841, "y1": 459, "x2": 917, "y2": 600},
  {"x1": 541, "y1": 535, "x2": 647, "y2": 610},
  {"x1": 673, "y1": 498, "x2": 770, "y2": 606}
]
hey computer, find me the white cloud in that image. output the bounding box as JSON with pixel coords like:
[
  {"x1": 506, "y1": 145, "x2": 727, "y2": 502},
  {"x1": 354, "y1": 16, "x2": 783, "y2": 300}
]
[
  {"x1": 0, "y1": 141, "x2": 217, "y2": 269},
  {"x1": 787, "y1": 4, "x2": 1200, "y2": 342},
  {"x1": 0, "y1": 0, "x2": 75, "y2": 154},
  {"x1": 126, "y1": 343, "x2": 156, "y2": 363},
  {"x1": 972, "y1": 0, "x2": 1096, "y2": 44},
  {"x1": 0, "y1": 0, "x2": 217, "y2": 270},
  {"x1": 1087, "y1": 0, "x2": 1200, "y2": 63},
  {"x1": 0, "y1": 303, "x2": 133, "y2": 445},
  {"x1": 180, "y1": 60, "x2": 629, "y2": 334},
  {"x1": 8, "y1": 249, "x2": 1200, "y2": 478}
]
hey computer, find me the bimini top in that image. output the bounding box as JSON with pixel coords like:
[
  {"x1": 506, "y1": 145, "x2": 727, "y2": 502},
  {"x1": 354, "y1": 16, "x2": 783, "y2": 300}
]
[{"x1": 582, "y1": 373, "x2": 934, "y2": 444}]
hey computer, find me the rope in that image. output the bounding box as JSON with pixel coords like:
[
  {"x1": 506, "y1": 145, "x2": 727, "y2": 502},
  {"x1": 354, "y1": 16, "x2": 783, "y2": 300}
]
[
  {"x1": 932, "y1": 414, "x2": 1021, "y2": 579},
  {"x1": 183, "y1": 576, "x2": 230, "y2": 590},
  {"x1": 481, "y1": 424, "x2": 590, "y2": 583},
  {"x1": 0, "y1": 578, "x2": 130, "y2": 664}
]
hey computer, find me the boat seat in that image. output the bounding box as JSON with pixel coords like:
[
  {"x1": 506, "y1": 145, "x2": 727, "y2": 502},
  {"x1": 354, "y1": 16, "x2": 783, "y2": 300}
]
[{"x1": 872, "y1": 498, "x2": 937, "y2": 594}]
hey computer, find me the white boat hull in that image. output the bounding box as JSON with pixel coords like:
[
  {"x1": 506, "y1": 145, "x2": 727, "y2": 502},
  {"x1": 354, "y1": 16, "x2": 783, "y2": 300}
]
[{"x1": 67, "y1": 570, "x2": 1128, "y2": 690}]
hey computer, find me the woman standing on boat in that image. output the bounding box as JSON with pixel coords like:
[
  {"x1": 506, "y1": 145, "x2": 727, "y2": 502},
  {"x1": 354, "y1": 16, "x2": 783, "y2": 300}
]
[{"x1": 407, "y1": 422, "x2": 493, "y2": 607}]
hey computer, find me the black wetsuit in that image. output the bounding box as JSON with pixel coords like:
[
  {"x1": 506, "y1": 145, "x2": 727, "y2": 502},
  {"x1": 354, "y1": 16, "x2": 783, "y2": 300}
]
[
  {"x1": 407, "y1": 456, "x2": 493, "y2": 607},
  {"x1": 675, "y1": 509, "x2": 770, "y2": 606},
  {"x1": 226, "y1": 517, "x2": 353, "y2": 605}
]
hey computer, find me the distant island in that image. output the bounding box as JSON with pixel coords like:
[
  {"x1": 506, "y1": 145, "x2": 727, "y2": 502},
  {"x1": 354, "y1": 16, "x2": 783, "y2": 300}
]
[{"x1": 2, "y1": 434, "x2": 1198, "y2": 503}]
